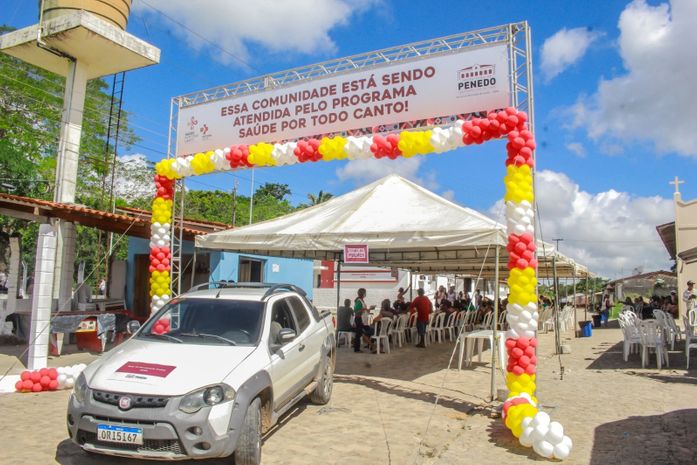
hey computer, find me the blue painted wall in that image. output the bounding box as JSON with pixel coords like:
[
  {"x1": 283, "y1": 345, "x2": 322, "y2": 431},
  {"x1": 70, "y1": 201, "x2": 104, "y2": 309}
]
[{"x1": 126, "y1": 237, "x2": 314, "y2": 310}]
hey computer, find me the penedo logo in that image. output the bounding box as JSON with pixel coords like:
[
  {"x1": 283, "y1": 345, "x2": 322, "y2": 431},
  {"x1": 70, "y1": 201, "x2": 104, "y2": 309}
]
[
  {"x1": 457, "y1": 64, "x2": 497, "y2": 96},
  {"x1": 188, "y1": 116, "x2": 198, "y2": 131},
  {"x1": 184, "y1": 116, "x2": 212, "y2": 142}
]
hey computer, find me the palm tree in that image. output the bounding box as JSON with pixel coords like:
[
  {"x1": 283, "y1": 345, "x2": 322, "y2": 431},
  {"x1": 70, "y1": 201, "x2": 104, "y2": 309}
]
[{"x1": 306, "y1": 190, "x2": 333, "y2": 206}]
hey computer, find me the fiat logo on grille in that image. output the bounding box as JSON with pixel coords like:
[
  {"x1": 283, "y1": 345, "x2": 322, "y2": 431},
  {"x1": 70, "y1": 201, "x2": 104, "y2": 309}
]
[{"x1": 118, "y1": 396, "x2": 133, "y2": 410}]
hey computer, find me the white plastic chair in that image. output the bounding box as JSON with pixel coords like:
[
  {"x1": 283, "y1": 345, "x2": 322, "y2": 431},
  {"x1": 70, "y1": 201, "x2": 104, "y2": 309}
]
[
  {"x1": 497, "y1": 310, "x2": 508, "y2": 331},
  {"x1": 444, "y1": 312, "x2": 458, "y2": 340},
  {"x1": 653, "y1": 309, "x2": 676, "y2": 351},
  {"x1": 370, "y1": 317, "x2": 392, "y2": 354},
  {"x1": 337, "y1": 330, "x2": 354, "y2": 348},
  {"x1": 474, "y1": 311, "x2": 494, "y2": 330},
  {"x1": 618, "y1": 314, "x2": 641, "y2": 361},
  {"x1": 429, "y1": 312, "x2": 446, "y2": 343},
  {"x1": 405, "y1": 312, "x2": 417, "y2": 343},
  {"x1": 638, "y1": 320, "x2": 669, "y2": 369},
  {"x1": 389, "y1": 314, "x2": 407, "y2": 348}
]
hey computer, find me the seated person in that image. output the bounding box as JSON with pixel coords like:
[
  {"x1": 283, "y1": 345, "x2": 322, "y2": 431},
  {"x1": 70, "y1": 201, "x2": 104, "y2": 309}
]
[
  {"x1": 336, "y1": 298, "x2": 354, "y2": 333},
  {"x1": 374, "y1": 298, "x2": 396, "y2": 320}
]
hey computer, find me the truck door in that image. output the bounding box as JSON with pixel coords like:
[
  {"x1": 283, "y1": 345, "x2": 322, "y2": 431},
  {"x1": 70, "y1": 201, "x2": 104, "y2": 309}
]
[
  {"x1": 287, "y1": 296, "x2": 323, "y2": 382},
  {"x1": 268, "y1": 297, "x2": 306, "y2": 409}
]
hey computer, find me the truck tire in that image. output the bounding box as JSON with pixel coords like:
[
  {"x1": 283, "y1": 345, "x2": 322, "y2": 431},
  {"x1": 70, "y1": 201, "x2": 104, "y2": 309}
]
[
  {"x1": 233, "y1": 397, "x2": 262, "y2": 465},
  {"x1": 310, "y1": 353, "x2": 334, "y2": 405}
]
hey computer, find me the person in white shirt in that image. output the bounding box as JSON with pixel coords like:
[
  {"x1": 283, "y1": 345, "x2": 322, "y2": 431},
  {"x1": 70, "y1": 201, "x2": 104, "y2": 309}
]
[{"x1": 683, "y1": 280, "x2": 696, "y2": 311}]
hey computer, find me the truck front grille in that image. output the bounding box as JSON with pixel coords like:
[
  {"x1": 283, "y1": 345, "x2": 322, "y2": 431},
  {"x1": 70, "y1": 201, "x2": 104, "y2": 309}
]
[
  {"x1": 92, "y1": 390, "x2": 169, "y2": 408},
  {"x1": 78, "y1": 430, "x2": 184, "y2": 455}
]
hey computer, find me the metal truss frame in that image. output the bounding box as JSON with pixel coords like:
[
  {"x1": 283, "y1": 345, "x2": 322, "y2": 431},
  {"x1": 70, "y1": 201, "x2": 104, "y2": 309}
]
[{"x1": 165, "y1": 22, "x2": 534, "y2": 298}]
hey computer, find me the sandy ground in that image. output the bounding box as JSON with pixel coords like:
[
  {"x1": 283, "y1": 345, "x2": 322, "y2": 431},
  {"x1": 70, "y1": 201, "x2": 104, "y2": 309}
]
[{"x1": 0, "y1": 323, "x2": 696, "y2": 465}]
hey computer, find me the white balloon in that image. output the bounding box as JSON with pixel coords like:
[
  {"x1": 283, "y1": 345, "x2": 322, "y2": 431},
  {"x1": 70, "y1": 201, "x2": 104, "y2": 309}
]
[
  {"x1": 519, "y1": 426, "x2": 535, "y2": 447},
  {"x1": 521, "y1": 416, "x2": 534, "y2": 429},
  {"x1": 533, "y1": 440, "x2": 554, "y2": 458},
  {"x1": 553, "y1": 443, "x2": 570, "y2": 460},
  {"x1": 64, "y1": 378, "x2": 75, "y2": 389},
  {"x1": 562, "y1": 435, "x2": 573, "y2": 449},
  {"x1": 531, "y1": 424, "x2": 549, "y2": 443},
  {"x1": 546, "y1": 421, "x2": 564, "y2": 445},
  {"x1": 532, "y1": 411, "x2": 551, "y2": 428}
]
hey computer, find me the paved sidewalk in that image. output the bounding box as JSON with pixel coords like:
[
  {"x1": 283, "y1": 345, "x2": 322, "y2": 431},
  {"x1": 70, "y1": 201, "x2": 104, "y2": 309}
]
[{"x1": 0, "y1": 325, "x2": 696, "y2": 464}]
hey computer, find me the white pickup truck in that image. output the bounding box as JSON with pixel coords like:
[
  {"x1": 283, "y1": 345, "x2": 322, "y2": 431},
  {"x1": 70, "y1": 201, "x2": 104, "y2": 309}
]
[{"x1": 67, "y1": 283, "x2": 336, "y2": 464}]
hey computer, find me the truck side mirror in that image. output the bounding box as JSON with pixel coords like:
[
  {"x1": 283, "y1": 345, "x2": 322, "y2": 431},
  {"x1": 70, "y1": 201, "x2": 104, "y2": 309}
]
[
  {"x1": 126, "y1": 320, "x2": 141, "y2": 335},
  {"x1": 278, "y1": 328, "x2": 296, "y2": 344}
]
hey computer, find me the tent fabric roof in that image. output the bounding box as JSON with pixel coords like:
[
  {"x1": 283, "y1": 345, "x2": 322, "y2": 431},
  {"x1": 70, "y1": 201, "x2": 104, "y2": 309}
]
[{"x1": 195, "y1": 175, "x2": 589, "y2": 278}]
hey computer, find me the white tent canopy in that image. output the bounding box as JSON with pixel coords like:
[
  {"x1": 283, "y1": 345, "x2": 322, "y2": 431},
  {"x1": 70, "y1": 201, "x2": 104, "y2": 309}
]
[{"x1": 195, "y1": 175, "x2": 589, "y2": 279}]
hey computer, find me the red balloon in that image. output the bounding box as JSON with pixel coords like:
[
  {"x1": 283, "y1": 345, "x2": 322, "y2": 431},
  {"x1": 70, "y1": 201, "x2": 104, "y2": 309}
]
[
  {"x1": 529, "y1": 337, "x2": 538, "y2": 348},
  {"x1": 525, "y1": 364, "x2": 536, "y2": 375},
  {"x1": 505, "y1": 107, "x2": 518, "y2": 115},
  {"x1": 514, "y1": 242, "x2": 527, "y2": 254},
  {"x1": 511, "y1": 365, "x2": 524, "y2": 376},
  {"x1": 49, "y1": 380, "x2": 59, "y2": 391},
  {"x1": 15, "y1": 380, "x2": 23, "y2": 392},
  {"x1": 30, "y1": 372, "x2": 41, "y2": 383},
  {"x1": 516, "y1": 258, "x2": 529, "y2": 269},
  {"x1": 518, "y1": 355, "x2": 530, "y2": 368},
  {"x1": 505, "y1": 338, "x2": 517, "y2": 350},
  {"x1": 48, "y1": 368, "x2": 58, "y2": 380},
  {"x1": 22, "y1": 379, "x2": 33, "y2": 390},
  {"x1": 529, "y1": 258, "x2": 538, "y2": 269},
  {"x1": 524, "y1": 346, "x2": 535, "y2": 357},
  {"x1": 497, "y1": 111, "x2": 508, "y2": 123},
  {"x1": 20, "y1": 371, "x2": 31, "y2": 381},
  {"x1": 39, "y1": 368, "x2": 48, "y2": 377},
  {"x1": 40, "y1": 375, "x2": 51, "y2": 387},
  {"x1": 31, "y1": 383, "x2": 43, "y2": 393},
  {"x1": 507, "y1": 115, "x2": 519, "y2": 127},
  {"x1": 511, "y1": 347, "x2": 523, "y2": 359},
  {"x1": 516, "y1": 338, "x2": 530, "y2": 349}
]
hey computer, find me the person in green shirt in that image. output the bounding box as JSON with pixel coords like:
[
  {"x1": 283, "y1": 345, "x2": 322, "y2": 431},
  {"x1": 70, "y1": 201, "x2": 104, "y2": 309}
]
[{"x1": 353, "y1": 288, "x2": 375, "y2": 352}]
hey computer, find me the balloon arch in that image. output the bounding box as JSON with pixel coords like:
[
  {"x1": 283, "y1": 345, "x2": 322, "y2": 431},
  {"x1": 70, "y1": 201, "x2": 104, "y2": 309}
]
[{"x1": 147, "y1": 106, "x2": 572, "y2": 459}]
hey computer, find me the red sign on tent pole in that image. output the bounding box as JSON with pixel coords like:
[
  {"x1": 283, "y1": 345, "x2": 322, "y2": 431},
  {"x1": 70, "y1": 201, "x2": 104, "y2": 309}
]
[{"x1": 343, "y1": 244, "x2": 369, "y2": 264}]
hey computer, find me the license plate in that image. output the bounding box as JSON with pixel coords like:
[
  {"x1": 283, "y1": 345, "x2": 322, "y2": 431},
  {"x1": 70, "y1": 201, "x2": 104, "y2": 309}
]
[{"x1": 97, "y1": 424, "x2": 143, "y2": 445}]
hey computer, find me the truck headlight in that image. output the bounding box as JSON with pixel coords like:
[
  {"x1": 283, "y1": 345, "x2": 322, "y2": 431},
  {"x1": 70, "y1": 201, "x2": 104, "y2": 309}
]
[
  {"x1": 179, "y1": 384, "x2": 235, "y2": 414},
  {"x1": 73, "y1": 373, "x2": 88, "y2": 403}
]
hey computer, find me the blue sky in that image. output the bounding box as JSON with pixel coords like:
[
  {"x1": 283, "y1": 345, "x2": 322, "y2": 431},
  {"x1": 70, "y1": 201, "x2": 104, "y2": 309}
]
[{"x1": 3, "y1": 0, "x2": 696, "y2": 278}]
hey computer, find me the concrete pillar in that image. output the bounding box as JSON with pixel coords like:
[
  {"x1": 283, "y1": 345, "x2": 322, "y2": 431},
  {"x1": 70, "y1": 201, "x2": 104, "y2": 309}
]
[
  {"x1": 51, "y1": 60, "x2": 88, "y2": 308},
  {"x1": 28, "y1": 224, "x2": 57, "y2": 370}
]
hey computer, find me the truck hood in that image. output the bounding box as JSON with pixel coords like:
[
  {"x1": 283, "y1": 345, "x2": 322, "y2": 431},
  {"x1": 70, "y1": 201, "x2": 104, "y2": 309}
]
[{"x1": 84, "y1": 338, "x2": 256, "y2": 396}]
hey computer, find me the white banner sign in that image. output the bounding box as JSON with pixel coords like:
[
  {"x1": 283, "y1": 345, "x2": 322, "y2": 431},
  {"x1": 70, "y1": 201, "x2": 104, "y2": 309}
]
[{"x1": 176, "y1": 44, "x2": 511, "y2": 155}]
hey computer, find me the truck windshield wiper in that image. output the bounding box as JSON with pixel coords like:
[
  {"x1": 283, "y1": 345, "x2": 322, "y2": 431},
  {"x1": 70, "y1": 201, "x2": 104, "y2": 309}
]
[
  {"x1": 180, "y1": 332, "x2": 237, "y2": 345},
  {"x1": 146, "y1": 333, "x2": 183, "y2": 343}
]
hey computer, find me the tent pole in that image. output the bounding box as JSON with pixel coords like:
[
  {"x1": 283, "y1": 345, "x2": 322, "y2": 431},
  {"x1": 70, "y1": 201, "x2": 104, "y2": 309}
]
[
  {"x1": 336, "y1": 260, "x2": 342, "y2": 311},
  {"x1": 409, "y1": 270, "x2": 413, "y2": 301},
  {"x1": 585, "y1": 275, "x2": 590, "y2": 322},
  {"x1": 490, "y1": 245, "x2": 500, "y2": 402},
  {"x1": 572, "y1": 266, "x2": 577, "y2": 337},
  {"x1": 552, "y1": 254, "x2": 561, "y2": 354}
]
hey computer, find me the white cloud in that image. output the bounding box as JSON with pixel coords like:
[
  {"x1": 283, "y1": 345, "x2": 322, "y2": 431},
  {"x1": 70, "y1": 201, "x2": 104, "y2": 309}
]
[
  {"x1": 565, "y1": 142, "x2": 586, "y2": 157},
  {"x1": 571, "y1": 0, "x2": 697, "y2": 157},
  {"x1": 490, "y1": 170, "x2": 673, "y2": 278},
  {"x1": 540, "y1": 27, "x2": 602, "y2": 81},
  {"x1": 335, "y1": 157, "x2": 438, "y2": 190},
  {"x1": 135, "y1": 0, "x2": 380, "y2": 66}
]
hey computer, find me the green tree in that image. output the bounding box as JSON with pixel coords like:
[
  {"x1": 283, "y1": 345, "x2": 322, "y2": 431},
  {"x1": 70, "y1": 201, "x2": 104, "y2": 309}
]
[
  {"x1": 254, "y1": 182, "x2": 291, "y2": 201},
  {"x1": 0, "y1": 24, "x2": 139, "y2": 287},
  {"x1": 305, "y1": 190, "x2": 333, "y2": 206}
]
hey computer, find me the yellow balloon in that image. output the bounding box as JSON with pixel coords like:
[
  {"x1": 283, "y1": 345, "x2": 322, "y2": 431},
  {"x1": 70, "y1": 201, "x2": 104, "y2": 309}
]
[
  {"x1": 319, "y1": 136, "x2": 348, "y2": 161},
  {"x1": 249, "y1": 143, "x2": 276, "y2": 167}
]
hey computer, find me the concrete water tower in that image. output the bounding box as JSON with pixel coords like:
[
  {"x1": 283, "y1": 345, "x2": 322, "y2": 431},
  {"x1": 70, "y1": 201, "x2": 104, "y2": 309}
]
[{"x1": 0, "y1": 1, "x2": 160, "y2": 369}]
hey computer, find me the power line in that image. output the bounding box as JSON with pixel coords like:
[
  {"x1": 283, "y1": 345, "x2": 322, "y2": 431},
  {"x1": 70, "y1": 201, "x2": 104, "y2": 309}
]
[{"x1": 138, "y1": 0, "x2": 260, "y2": 72}]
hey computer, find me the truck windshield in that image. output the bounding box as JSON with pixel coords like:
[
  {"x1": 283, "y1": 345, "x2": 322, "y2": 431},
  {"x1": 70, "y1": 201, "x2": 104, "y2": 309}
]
[{"x1": 139, "y1": 298, "x2": 264, "y2": 346}]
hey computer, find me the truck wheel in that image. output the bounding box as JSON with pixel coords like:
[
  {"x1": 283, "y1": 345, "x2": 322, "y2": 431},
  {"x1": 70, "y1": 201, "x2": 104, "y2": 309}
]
[
  {"x1": 310, "y1": 353, "x2": 334, "y2": 405},
  {"x1": 233, "y1": 397, "x2": 262, "y2": 465}
]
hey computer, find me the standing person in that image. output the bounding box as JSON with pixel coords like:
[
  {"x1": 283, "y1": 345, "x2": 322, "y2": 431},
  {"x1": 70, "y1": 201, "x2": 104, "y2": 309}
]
[
  {"x1": 602, "y1": 293, "x2": 611, "y2": 327},
  {"x1": 352, "y1": 288, "x2": 374, "y2": 352},
  {"x1": 98, "y1": 277, "x2": 107, "y2": 296},
  {"x1": 475, "y1": 289, "x2": 482, "y2": 310},
  {"x1": 683, "y1": 280, "x2": 696, "y2": 314},
  {"x1": 409, "y1": 288, "x2": 432, "y2": 348}
]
